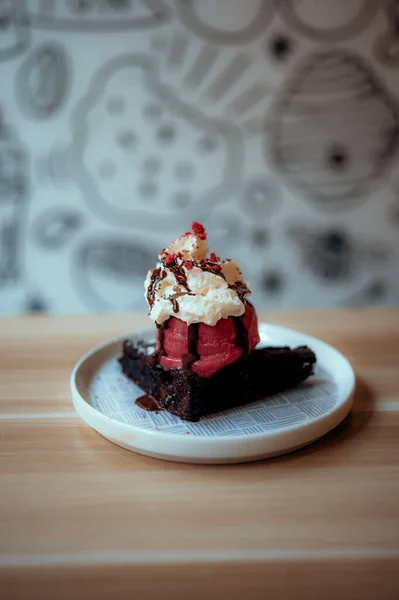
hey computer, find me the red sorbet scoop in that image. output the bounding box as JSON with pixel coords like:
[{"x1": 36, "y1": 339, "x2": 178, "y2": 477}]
[{"x1": 156, "y1": 303, "x2": 260, "y2": 378}]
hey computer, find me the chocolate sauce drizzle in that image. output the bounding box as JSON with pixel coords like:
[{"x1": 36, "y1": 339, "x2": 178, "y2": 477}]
[
  {"x1": 169, "y1": 292, "x2": 186, "y2": 314},
  {"x1": 149, "y1": 319, "x2": 169, "y2": 367},
  {"x1": 157, "y1": 258, "x2": 250, "y2": 319},
  {"x1": 165, "y1": 260, "x2": 191, "y2": 293},
  {"x1": 146, "y1": 268, "x2": 167, "y2": 309},
  {"x1": 197, "y1": 262, "x2": 250, "y2": 304},
  {"x1": 232, "y1": 315, "x2": 249, "y2": 360},
  {"x1": 197, "y1": 261, "x2": 225, "y2": 278},
  {"x1": 229, "y1": 280, "x2": 251, "y2": 303},
  {"x1": 182, "y1": 323, "x2": 200, "y2": 370},
  {"x1": 170, "y1": 297, "x2": 179, "y2": 313}
]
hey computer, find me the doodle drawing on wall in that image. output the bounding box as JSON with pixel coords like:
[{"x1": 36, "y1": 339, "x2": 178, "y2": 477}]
[
  {"x1": 16, "y1": 42, "x2": 70, "y2": 120},
  {"x1": 279, "y1": 0, "x2": 377, "y2": 42},
  {"x1": 73, "y1": 236, "x2": 155, "y2": 310},
  {"x1": 70, "y1": 53, "x2": 243, "y2": 229},
  {"x1": 0, "y1": 0, "x2": 29, "y2": 63},
  {"x1": 177, "y1": 0, "x2": 275, "y2": 45},
  {"x1": 25, "y1": 0, "x2": 171, "y2": 31},
  {"x1": 288, "y1": 224, "x2": 390, "y2": 282},
  {"x1": 342, "y1": 279, "x2": 388, "y2": 307},
  {"x1": 33, "y1": 207, "x2": 83, "y2": 250},
  {"x1": 0, "y1": 111, "x2": 28, "y2": 288},
  {"x1": 241, "y1": 174, "x2": 281, "y2": 221},
  {"x1": 150, "y1": 29, "x2": 273, "y2": 138},
  {"x1": 267, "y1": 49, "x2": 399, "y2": 209},
  {"x1": 374, "y1": 0, "x2": 399, "y2": 67}
]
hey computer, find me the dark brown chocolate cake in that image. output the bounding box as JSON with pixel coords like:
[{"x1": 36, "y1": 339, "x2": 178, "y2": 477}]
[{"x1": 119, "y1": 339, "x2": 316, "y2": 422}]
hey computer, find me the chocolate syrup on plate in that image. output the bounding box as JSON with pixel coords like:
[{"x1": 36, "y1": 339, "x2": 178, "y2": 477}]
[{"x1": 135, "y1": 394, "x2": 160, "y2": 412}]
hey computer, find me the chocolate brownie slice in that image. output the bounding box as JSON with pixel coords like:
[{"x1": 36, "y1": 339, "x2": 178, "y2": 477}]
[{"x1": 118, "y1": 339, "x2": 316, "y2": 422}]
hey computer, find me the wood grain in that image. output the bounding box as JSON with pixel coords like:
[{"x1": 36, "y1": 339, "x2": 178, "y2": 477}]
[{"x1": 1, "y1": 310, "x2": 399, "y2": 599}]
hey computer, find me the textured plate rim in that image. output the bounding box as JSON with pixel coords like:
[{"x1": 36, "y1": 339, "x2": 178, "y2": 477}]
[{"x1": 71, "y1": 323, "x2": 355, "y2": 462}]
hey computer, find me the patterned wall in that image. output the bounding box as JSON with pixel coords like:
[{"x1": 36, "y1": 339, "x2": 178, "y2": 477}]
[{"x1": 1, "y1": 0, "x2": 399, "y2": 316}]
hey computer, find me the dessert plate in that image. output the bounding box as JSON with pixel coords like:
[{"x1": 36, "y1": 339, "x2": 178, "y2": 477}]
[{"x1": 71, "y1": 323, "x2": 355, "y2": 464}]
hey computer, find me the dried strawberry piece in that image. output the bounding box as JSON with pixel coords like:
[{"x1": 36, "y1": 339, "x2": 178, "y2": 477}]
[
  {"x1": 192, "y1": 221, "x2": 206, "y2": 240},
  {"x1": 164, "y1": 254, "x2": 175, "y2": 265},
  {"x1": 211, "y1": 264, "x2": 221, "y2": 272},
  {"x1": 209, "y1": 252, "x2": 218, "y2": 262},
  {"x1": 184, "y1": 261, "x2": 193, "y2": 270}
]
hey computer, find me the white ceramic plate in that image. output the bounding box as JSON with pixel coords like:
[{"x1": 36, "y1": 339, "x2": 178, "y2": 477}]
[{"x1": 71, "y1": 323, "x2": 355, "y2": 464}]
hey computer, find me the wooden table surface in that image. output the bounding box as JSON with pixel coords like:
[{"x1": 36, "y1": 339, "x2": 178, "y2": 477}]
[{"x1": 1, "y1": 309, "x2": 399, "y2": 600}]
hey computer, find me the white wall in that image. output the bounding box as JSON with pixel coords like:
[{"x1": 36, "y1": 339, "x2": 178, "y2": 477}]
[{"x1": 1, "y1": 0, "x2": 398, "y2": 315}]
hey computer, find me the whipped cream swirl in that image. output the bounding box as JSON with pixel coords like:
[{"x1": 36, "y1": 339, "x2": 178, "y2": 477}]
[{"x1": 145, "y1": 223, "x2": 251, "y2": 326}]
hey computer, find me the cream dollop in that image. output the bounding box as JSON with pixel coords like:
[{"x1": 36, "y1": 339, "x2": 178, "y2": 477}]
[
  {"x1": 145, "y1": 224, "x2": 251, "y2": 326},
  {"x1": 161, "y1": 231, "x2": 209, "y2": 261}
]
